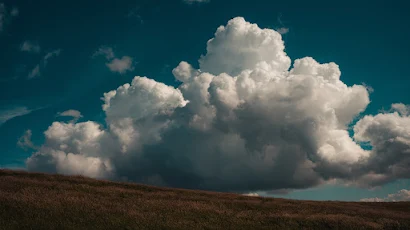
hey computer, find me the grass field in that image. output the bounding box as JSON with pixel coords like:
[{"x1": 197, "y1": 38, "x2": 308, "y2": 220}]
[{"x1": 0, "y1": 169, "x2": 409, "y2": 229}]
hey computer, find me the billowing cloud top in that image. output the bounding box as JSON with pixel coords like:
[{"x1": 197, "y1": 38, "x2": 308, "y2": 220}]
[{"x1": 27, "y1": 17, "x2": 410, "y2": 193}]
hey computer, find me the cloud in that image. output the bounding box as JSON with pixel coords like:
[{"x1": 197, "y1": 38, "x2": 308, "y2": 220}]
[
  {"x1": 57, "y1": 109, "x2": 83, "y2": 123},
  {"x1": 93, "y1": 47, "x2": 115, "y2": 60},
  {"x1": 106, "y1": 56, "x2": 134, "y2": 74},
  {"x1": 0, "y1": 107, "x2": 33, "y2": 126},
  {"x1": 352, "y1": 105, "x2": 410, "y2": 187},
  {"x1": 276, "y1": 27, "x2": 289, "y2": 35},
  {"x1": 20, "y1": 41, "x2": 40, "y2": 53},
  {"x1": 172, "y1": 61, "x2": 199, "y2": 82},
  {"x1": 27, "y1": 121, "x2": 114, "y2": 179},
  {"x1": 93, "y1": 47, "x2": 135, "y2": 74},
  {"x1": 0, "y1": 3, "x2": 18, "y2": 32},
  {"x1": 199, "y1": 17, "x2": 291, "y2": 76},
  {"x1": 391, "y1": 103, "x2": 410, "y2": 116},
  {"x1": 26, "y1": 17, "x2": 410, "y2": 194},
  {"x1": 183, "y1": 0, "x2": 210, "y2": 4},
  {"x1": 27, "y1": 49, "x2": 61, "y2": 79},
  {"x1": 43, "y1": 49, "x2": 61, "y2": 64},
  {"x1": 360, "y1": 189, "x2": 410, "y2": 202},
  {"x1": 27, "y1": 65, "x2": 40, "y2": 79},
  {"x1": 275, "y1": 13, "x2": 290, "y2": 35},
  {"x1": 243, "y1": 192, "x2": 260, "y2": 197},
  {"x1": 17, "y1": 130, "x2": 38, "y2": 151},
  {"x1": 359, "y1": 197, "x2": 384, "y2": 202},
  {"x1": 10, "y1": 7, "x2": 18, "y2": 17},
  {"x1": 127, "y1": 6, "x2": 144, "y2": 24}
]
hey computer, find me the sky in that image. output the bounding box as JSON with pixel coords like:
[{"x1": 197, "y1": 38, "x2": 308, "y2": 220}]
[{"x1": 1, "y1": 0, "x2": 410, "y2": 202}]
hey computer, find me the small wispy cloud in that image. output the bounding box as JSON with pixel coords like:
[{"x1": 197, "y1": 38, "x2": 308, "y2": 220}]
[
  {"x1": 27, "y1": 65, "x2": 40, "y2": 79},
  {"x1": 127, "y1": 6, "x2": 144, "y2": 24},
  {"x1": 0, "y1": 107, "x2": 33, "y2": 126},
  {"x1": 276, "y1": 27, "x2": 289, "y2": 35},
  {"x1": 275, "y1": 13, "x2": 290, "y2": 35},
  {"x1": 10, "y1": 7, "x2": 18, "y2": 17},
  {"x1": 183, "y1": 0, "x2": 210, "y2": 4},
  {"x1": 20, "y1": 41, "x2": 41, "y2": 53},
  {"x1": 57, "y1": 109, "x2": 83, "y2": 123},
  {"x1": 93, "y1": 46, "x2": 135, "y2": 74},
  {"x1": 17, "y1": 129, "x2": 38, "y2": 151},
  {"x1": 360, "y1": 189, "x2": 410, "y2": 202},
  {"x1": 0, "y1": 3, "x2": 18, "y2": 32},
  {"x1": 242, "y1": 192, "x2": 260, "y2": 197},
  {"x1": 43, "y1": 49, "x2": 61, "y2": 65},
  {"x1": 93, "y1": 46, "x2": 115, "y2": 60},
  {"x1": 27, "y1": 49, "x2": 61, "y2": 79}
]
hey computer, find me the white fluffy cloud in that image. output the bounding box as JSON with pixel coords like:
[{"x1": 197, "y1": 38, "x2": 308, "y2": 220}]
[
  {"x1": 360, "y1": 189, "x2": 410, "y2": 202},
  {"x1": 199, "y1": 17, "x2": 291, "y2": 76},
  {"x1": 27, "y1": 121, "x2": 114, "y2": 179},
  {"x1": 26, "y1": 17, "x2": 410, "y2": 193},
  {"x1": 106, "y1": 56, "x2": 134, "y2": 74},
  {"x1": 102, "y1": 76, "x2": 188, "y2": 152},
  {"x1": 172, "y1": 61, "x2": 199, "y2": 82},
  {"x1": 352, "y1": 105, "x2": 410, "y2": 186},
  {"x1": 93, "y1": 46, "x2": 135, "y2": 74}
]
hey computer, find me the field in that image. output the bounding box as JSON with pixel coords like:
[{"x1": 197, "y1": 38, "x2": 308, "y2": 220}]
[{"x1": 0, "y1": 169, "x2": 409, "y2": 229}]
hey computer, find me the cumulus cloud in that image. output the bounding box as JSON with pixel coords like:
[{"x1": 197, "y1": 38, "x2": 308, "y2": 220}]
[
  {"x1": 27, "y1": 49, "x2": 61, "y2": 79},
  {"x1": 0, "y1": 3, "x2": 18, "y2": 32},
  {"x1": 391, "y1": 103, "x2": 409, "y2": 116},
  {"x1": 17, "y1": 130, "x2": 38, "y2": 151},
  {"x1": 352, "y1": 104, "x2": 410, "y2": 187},
  {"x1": 93, "y1": 46, "x2": 135, "y2": 74},
  {"x1": 57, "y1": 109, "x2": 83, "y2": 123},
  {"x1": 172, "y1": 61, "x2": 199, "y2": 82},
  {"x1": 27, "y1": 121, "x2": 114, "y2": 178},
  {"x1": 20, "y1": 41, "x2": 41, "y2": 53},
  {"x1": 360, "y1": 189, "x2": 410, "y2": 202},
  {"x1": 26, "y1": 17, "x2": 410, "y2": 194}
]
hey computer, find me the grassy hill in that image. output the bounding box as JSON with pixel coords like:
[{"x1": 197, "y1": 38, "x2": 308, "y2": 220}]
[{"x1": 0, "y1": 170, "x2": 409, "y2": 229}]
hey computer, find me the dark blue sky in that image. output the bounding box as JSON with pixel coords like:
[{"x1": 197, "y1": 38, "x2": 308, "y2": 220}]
[{"x1": 1, "y1": 0, "x2": 409, "y2": 201}]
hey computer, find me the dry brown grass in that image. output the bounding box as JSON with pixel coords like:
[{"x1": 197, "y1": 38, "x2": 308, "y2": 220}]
[{"x1": 0, "y1": 169, "x2": 409, "y2": 229}]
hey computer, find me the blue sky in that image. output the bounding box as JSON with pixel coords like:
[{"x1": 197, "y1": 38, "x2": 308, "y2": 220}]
[{"x1": 1, "y1": 0, "x2": 410, "y2": 201}]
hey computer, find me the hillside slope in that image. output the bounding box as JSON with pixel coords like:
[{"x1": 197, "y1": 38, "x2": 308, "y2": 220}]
[{"x1": 0, "y1": 170, "x2": 409, "y2": 229}]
